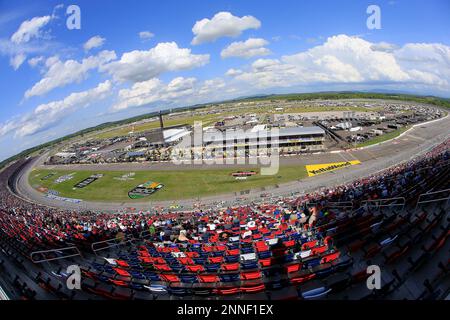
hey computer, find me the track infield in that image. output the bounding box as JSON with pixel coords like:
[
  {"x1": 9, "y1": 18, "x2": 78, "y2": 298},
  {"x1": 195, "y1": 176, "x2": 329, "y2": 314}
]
[{"x1": 28, "y1": 166, "x2": 308, "y2": 202}]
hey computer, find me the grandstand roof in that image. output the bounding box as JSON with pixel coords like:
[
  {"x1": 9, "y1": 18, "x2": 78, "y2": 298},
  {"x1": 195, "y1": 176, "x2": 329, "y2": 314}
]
[{"x1": 204, "y1": 126, "x2": 325, "y2": 143}]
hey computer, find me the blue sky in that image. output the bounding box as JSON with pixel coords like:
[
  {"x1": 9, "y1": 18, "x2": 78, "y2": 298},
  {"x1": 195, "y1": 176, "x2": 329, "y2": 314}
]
[{"x1": 0, "y1": 0, "x2": 449, "y2": 161}]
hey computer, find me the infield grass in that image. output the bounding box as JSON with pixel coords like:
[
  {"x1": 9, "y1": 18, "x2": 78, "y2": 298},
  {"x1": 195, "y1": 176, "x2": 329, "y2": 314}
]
[
  {"x1": 355, "y1": 126, "x2": 410, "y2": 148},
  {"x1": 29, "y1": 166, "x2": 308, "y2": 202}
]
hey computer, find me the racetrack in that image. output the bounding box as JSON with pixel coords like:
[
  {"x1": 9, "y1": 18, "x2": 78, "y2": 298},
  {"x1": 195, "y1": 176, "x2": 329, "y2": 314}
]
[{"x1": 14, "y1": 112, "x2": 450, "y2": 212}]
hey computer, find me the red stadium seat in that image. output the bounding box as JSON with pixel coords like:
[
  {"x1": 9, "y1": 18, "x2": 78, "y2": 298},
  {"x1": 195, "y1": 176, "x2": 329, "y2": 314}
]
[
  {"x1": 320, "y1": 251, "x2": 340, "y2": 264},
  {"x1": 113, "y1": 268, "x2": 131, "y2": 277},
  {"x1": 154, "y1": 264, "x2": 172, "y2": 271},
  {"x1": 311, "y1": 245, "x2": 328, "y2": 255},
  {"x1": 208, "y1": 256, "x2": 224, "y2": 264},
  {"x1": 302, "y1": 240, "x2": 318, "y2": 250},
  {"x1": 290, "y1": 273, "x2": 315, "y2": 284},
  {"x1": 186, "y1": 265, "x2": 205, "y2": 272},
  {"x1": 283, "y1": 240, "x2": 295, "y2": 247},
  {"x1": 240, "y1": 271, "x2": 262, "y2": 280},
  {"x1": 214, "y1": 287, "x2": 240, "y2": 295},
  {"x1": 222, "y1": 263, "x2": 239, "y2": 271},
  {"x1": 178, "y1": 257, "x2": 194, "y2": 265},
  {"x1": 286, "y1": 263, "x2": 302, "y2": 273},
  {"x1": 185, "y1": 251, "x2": 200, "y2": 258},
  {"x1": 226, "y1": 249, "x2": 240, "y2": 255},
  {"x1": 240, "y1": 284, "x2": 265, "y2": 293},
  {"x1": 199, "y1": 274, "x2": 220, "y2": 283},
  {"x1": 259, "y1": 258, "x2": 274, "y2": 267},
  {"x1": 160, "y1": 274, "x2": 180, "y2": 283},
  {"x1": 115, "y1": 260, "x2": 129, "y2": 268},
  {"x1": 110, "y1": 279, "x2": 128, "y2": 287}
]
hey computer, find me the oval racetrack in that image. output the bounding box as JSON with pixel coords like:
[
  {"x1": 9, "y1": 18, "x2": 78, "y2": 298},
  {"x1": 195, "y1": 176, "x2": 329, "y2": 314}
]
[{"x1": 13, "y1": 112, "x2": 450, "y2": 212}]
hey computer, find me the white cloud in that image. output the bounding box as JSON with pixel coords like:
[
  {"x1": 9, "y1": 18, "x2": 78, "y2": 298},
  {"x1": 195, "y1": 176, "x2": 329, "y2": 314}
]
[
  {"x1": 10, "y1": 53, "x2": 26, "y2": 70},
  {"x1": 139, "y1": 31, "x2": 154, "y2": 40},
  {"x1": 221, "y1": 38, "x2": 271, "y2": 59},
  {"x1": 0, "y1": 30, "x2": 56, "y2": 71},
  {"x1": 3, "y1": 14, "x2": 54, "y2": 70},
  {"x1": 225, "y1": 68, "x2": 243, "y2": 77},
  {"x1": 113, "y1": 76, "x2": 233, "y2": 111},
  {"x1": 228, "y1": 35, "x2": 412, "y2": 89},
  {"x1": 28, "y1": 56, "x2": 44, "y2": 67},
  {"x1": 198, "y1": 78, "x2": 226, "y2": 96},
  {"x1": 102, "y1": 42, "x2": 209, "y2": 83},
  {"x1": 394, "y1": 42, "x2": 450, "y2": 88},
  {"x1": 225, "y1": 35, "x2": 450, "y2": 94},
  {"x1": 83, "y1": 35, "x2": 106, "y2": 51},
  {"x1": 113, "y1": 77, "x2": 197, "y2": 111},
  {"x1": 25, "y1": 50, "x2": 117, "y2": 98},
  {"x1": 0, "y1": 81, "x2": 112, "y2": 137},
  {"x1": 371, "y1": 41, "x2": 399, "y2": 53},
  {"x1": 11, "y1": 15, "x2": 52, "y2": 44},
  {"x1": 191, "y1": 12, "x2": 261, "y2": 45}
]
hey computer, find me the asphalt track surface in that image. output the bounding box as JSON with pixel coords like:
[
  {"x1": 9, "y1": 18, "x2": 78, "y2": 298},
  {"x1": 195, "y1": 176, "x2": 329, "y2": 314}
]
[{"x1": 15, "y1": 113, "x2": 450, "y2": 212}]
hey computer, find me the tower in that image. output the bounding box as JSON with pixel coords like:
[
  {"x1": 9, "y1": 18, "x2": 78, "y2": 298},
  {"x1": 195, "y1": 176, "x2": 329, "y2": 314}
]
[{"x1": 159, "y1": 111, "x2": 164, "y2": 130}]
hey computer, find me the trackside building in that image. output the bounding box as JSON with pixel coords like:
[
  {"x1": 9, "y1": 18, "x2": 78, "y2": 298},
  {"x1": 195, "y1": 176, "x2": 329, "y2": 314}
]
[{"x1": 202, "y1": 126, "x2": 326, "y2": 154}]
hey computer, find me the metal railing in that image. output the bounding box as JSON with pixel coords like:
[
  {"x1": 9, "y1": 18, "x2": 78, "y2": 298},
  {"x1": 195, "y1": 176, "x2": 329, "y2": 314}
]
[
  {"x1": 415, "y1": 188, "x2": 450, "y2": 210},
  {"x1": 30, "y1": 246, "x2": 82, "y2": 264},
  {"x1": 91, "y1": 235, "x2": 136, "y2": 255},
  {"x1": 305, "y1": 200, "x2": 354, "y2": 209},
  {"x1": 361, "y1": 197, "x2": 406, "y2": 210}
]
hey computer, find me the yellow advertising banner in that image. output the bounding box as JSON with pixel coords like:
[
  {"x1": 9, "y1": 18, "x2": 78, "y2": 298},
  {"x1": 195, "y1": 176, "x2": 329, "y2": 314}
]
[{"x1": 305, "y1": 160, "x2": 361, "y2": 177}]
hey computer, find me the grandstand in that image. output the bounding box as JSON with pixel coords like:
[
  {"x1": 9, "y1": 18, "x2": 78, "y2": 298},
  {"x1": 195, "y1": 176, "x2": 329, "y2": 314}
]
[{"x1": 0, "y1": 139, "x2": 448, "y2": 300}]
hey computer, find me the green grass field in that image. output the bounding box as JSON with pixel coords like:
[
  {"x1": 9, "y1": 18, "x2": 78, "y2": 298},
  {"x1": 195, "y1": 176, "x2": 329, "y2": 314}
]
[
  {"x1": 355, "y1": 126, "x2": 410, "y2": 148},
  {"x1": 29, "y1": 166, "x2": 308, "y2": 202}
]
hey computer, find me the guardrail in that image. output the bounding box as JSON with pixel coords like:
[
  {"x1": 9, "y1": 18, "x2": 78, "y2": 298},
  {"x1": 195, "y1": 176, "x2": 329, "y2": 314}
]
[
  {"x1": 91, "y1": 235, "x2": 136, "y2": 255},
  {"x1": 415, "y1": 188, "x2": 450, "y2": 210},
  {"x1": 361, "y1": 197, "x2": 406, "y2": 210},
  {"x1": 305, "y1": 200, "x2": 354, "y2": 209},
  {"x1": 30, "y1": 246, "x2": 82, "y2": 264}
]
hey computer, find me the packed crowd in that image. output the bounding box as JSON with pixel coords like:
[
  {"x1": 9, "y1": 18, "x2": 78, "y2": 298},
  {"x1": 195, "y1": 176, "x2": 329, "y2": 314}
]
[{"x1": 0, "y1": 139, "x2": 448, "y2": 253}]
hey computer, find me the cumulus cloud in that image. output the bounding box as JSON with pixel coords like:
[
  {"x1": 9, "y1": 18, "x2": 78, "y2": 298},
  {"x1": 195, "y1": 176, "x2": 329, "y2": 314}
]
[
  {"x1": 25, "y1": 50, "x2": 117, "y2": 98},
  {"x1": 371, "y1": 41, "x2": 399, "y2": 53},
  {"x1": 225, "y1": 68, "x2": 243, "y2": 77},
  {"x1": 394, "y1": 42, "x2": 450, "y2": 88},
  {"x1": 224, "y1": 34, "x2": 450, "y2": 94},
  {"x1": 113, "y1": 76, "x2": 233, "y2": 111},
  {"x1": 191, "y1": 12, "x2": 261, "y2": 45},
  {"x1": 2, "y1": 14, "x2": 54, "y2": 70},
  {"x1": 0, "y1": 38, "x2": 49, "y2": 70},
  {"x1": 102, "y1": 42, "x2": 209, "y2": 83},
  {"x1": 11, "y1": 15, "x2": 52, "y2": 44},
  {"x1": 83, "y1": 35, "x2": 106, "y2": 51},
  {"x1": 9, "y1": 53, "x2": 26, "y2": 70},
  {"x1": 28, "y1": 56, "x2": 44, "y2": 67},
  {"x1": 198, "y1": 78, "x2": 226, "y2": 95},
  {"x1": 228, "y1": 35, "x2": 406, "y2": 88},
  {"x1": 139, "y1": 31, "x2": 154, "y2": 40},
  {"x1": 113, "y1": 77, "x2": 197, "y2": 111},
  {"x1": 0, "y1": 81, "x2": 112, "y2": 138},
  {"x1": 221, "y1": 38, "x2": 271, "y2": 59}
]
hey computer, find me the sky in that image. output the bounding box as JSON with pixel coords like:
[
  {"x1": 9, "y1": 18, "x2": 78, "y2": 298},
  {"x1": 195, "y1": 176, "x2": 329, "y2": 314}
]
[{"x1": 0, "y1": 0, "x2": 449, "y2": 161}]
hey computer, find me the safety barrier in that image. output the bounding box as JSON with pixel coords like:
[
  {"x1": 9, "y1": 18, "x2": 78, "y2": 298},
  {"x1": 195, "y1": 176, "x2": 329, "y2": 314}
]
[
  {"x1": 306, "y1": 201, "x2": 354, "y2": 209},
  {"x1": 91, "y1": 235, "x2": 136, "y2": 255},
  {"x1": 30, "y1": 246, "x2": 82, "y2": 264},
  {"x1": 415, "y1": 188, "x2": 450, "y2": 210},
  {"x1": 361, "y1": 197, "x2": 406, "y2": 210}
]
